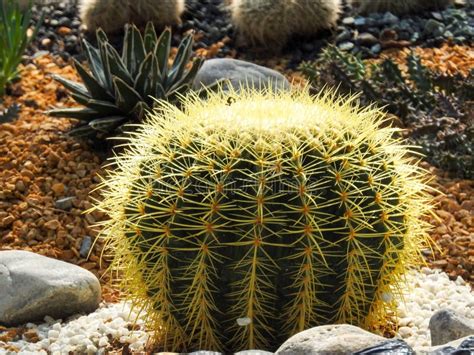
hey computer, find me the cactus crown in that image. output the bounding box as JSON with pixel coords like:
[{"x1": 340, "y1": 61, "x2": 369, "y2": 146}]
[{"x1": 94, "y1": 89, "x2": 432, "y2": 352}]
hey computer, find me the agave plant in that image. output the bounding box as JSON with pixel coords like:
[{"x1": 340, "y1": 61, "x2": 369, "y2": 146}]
[{"x1": 48, "y1": 23, "x2": 204, "y2": 138}]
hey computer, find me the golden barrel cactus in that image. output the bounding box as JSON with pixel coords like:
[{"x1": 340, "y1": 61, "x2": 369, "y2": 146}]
[
  {"x1": 93, "y1": 89, "x2": 432, "y2": 352},
  {"x1": 230, "y1": 0, "x2": 341, "y2": 50},
  {"x1": 79, "y1": 0, "x2": 185, "y2": 33}
]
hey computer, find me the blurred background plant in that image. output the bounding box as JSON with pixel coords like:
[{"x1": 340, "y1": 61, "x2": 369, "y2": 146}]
[
  {"x1": 300, "y1": 46, "x2": 473, "y2": 178},
  {"x1": 0, "y1": 0, "x2": 42, "y2": 97}
]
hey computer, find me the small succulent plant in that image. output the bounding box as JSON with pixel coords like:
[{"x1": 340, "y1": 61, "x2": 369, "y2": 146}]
[
  {"x1": 92, "y1": 88, "x2": 432, "y2": 352},
  {"x1": 300, "y1": 46, "x2": 473, "y2": 178},
  {"x1": 48, "y1": 23, "x2": 203, "y2": 140}
]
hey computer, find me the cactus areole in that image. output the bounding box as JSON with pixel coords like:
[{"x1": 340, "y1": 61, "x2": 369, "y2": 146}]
[{"x1": 94, "y1": 89, "x2": 431, "y2": 352}]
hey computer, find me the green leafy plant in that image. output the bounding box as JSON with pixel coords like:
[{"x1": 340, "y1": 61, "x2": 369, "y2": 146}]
[
  {"x1": 92, "y1": 89, "x2": 432, "y2": 352},
  {"x1": 0, "y1": 0, "x2": 42, "y2": 97},
  {"x1": 48, "y1": 23, "x2": 204, "y2": 140},
  {"x1": 300, "y1": 46, "x2": 473, "y2": 178}
]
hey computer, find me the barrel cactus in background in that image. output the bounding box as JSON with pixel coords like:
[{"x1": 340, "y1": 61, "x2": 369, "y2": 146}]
[
  {"x1": 93, "y1": 89, "x2": 432, "y2": 352},
  {"x1": 352, "y1": 0, "x2": 453, "y2": 15},
  {"x1": 229, "y1": 0, "x2": 341, "y2": 50},
  {"x1": 79, "y1": 0, "x2": 185, "y2": 34}
]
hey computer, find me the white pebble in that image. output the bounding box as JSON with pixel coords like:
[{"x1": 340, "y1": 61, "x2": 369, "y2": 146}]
[{"x1": 98, "y1": 337, "x2": 109, "y2": 347}]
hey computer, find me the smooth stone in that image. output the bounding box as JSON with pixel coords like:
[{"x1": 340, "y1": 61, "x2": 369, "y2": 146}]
[
  {"x1": 338, "y1": 42, "x2": 355, "y2": 51},
  {"x1": 54, "y1": 196, "x2": 74, "y2": 210},
  {"x1": 371, "y1": 43, "x2": 382, "y2": 54},
  {"x1": 382, "y1": 12, "x2": 399, "y2": 25},
  {"x1": 432, "y1": 12, "x2": 443, "y2": 21},
  {"x1": 336, "y1": 29, "x2": 352, "y2": 43},
  {"x1": 354, "y1": 17, "x2": 366, "y2": 26},
  {"x1": 342, "y1": 17, "x2": 355, "y2": 25},
  {"x1": 424, "y1": 19, "x2": 445, "y2": 36},
  {"x1": 235, "y1": 351, "x2": 274, "y2": 355},
  {"x1": 421, "y1": 335, "x2": 474, "y2": 354},
  {"x1": 79, "y1": 236, "x2": 92, "y2": 258},
  {"x1": 429, "y1": 309, "x2": 474, "y2": 346},
  {"x1": 0, "y1": 250, "x2": 101, "y2": 326},
  {"x1": 192, "y1": 58, "x2": 290, "y2": 93},
  {"x1": 353, "y1": 339, "x2": 415, "y2": 354},
  {"x1": 275, "y1": 324, "x2": 386, "y2": 355},
  {"x1": 357, "y1": 32, "x2": 379, "y2": 45}
]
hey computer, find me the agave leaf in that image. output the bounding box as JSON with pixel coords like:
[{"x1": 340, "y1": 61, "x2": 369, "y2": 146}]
[
  {"x1": 134, "y1": 53, "x2": 154, "y2": 96},
  {"x1": 82, "y1": 39, "x2": 107, "y2": 87},
  {"x1": 146, "y1": 55, "x2": 162, "y2": 102},
  {"x1": 131, "y1": 101, "x2": 150, "y2": 121},
  {"x1": 103, "y1": 42, "x2": 133, "y2": 86},
  {"x1": 167, "y1": 33, "x2": 193, "y2": 86},
  {"x1": 73, "y1": 59, "x2": 113, "y2": 101},
  {"x1": 143, "y1": 22, "x2": 157, "y2": 53},
  {"x1": 71, "y1": 93, "x2": 92, "y2": 106},
  {"x1": 48, "y1": 107, "x2": 100, "y2": 121},
  {"x1": 155, "y1": 28, "x2": 171, "y2": 78},
  {"x1": 113, "y1": 77, "x2": 143, "y2": 114},
  {"x1": 98, "y1": 42, "x2": 113, "y2": 90},
  {"x1": 68, "y1": 123, "x2": 98, "y2": 137},
  {"x1": 52, "y1": 74, "x2": 89, "y2": 97},
  {"x1": 96, "y1": 27, "x2": 109, "y2": 47},
  {"x1": 154, "y1": 83, "x2": 166, "y2": 102},
  {"x1": 122, "y1": 24, "x2": 133, "y2": 73},
  {"x1": 130, "y1": 25, "x2": 146, "y2": 78},
  {"x1": 167, "y1": 83, "x2": 190, "y2": 100},
  {"x1": 89, "y1": 116, "x2": 127, "y2": 132},
  {"x1": 86, "y1": 99, "x2": 123, "y2": 115},
  {"x1": 172, "y1": 57, "x2": 204, "y2": 89}
]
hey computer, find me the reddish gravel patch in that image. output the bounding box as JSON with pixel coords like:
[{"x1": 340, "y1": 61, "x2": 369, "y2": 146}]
[
  {"x1": 0, "y1": 55, "x2": 118, "y2": 302},
  {"x1": 423, "y1": 164, "x2": 473, "y2": 286}
]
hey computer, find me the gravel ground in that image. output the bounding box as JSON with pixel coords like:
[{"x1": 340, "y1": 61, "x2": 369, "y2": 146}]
[
  {"x1": 0, "y1": 268, "x2": 471, "y2": 353},
  {"x1": 0, "y1": 55, "x2": 117, "y2": 302}
]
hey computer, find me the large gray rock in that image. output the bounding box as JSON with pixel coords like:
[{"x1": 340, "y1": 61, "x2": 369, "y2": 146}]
[
  {"x1": 192, "y1": 58, "x2": 290, "y2": 93},
  {"x1": 0, "y1": 250, "x2": 101, "y2": 326},
  {"x1": 429, "y1": 309, "x2": 474, "y2": 346},
  {"x1": 275, "y1": 324, "x2": 386, "y2": 355}
]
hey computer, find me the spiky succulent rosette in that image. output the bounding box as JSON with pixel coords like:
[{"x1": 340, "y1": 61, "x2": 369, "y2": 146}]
[{"x1": 93, "y1": 89, "x2": 432, "y2": 352}]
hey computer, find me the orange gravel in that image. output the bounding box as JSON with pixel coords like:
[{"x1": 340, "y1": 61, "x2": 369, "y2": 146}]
[
  {"x1": 374, "y1": 43, "x2": 474, "y2": 77},
  {"x1": 0, "y1": 54, "x2": 118, "y2": 302}
]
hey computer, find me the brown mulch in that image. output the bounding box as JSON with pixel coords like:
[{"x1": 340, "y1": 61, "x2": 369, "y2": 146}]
[
  {"x1": 0, "y1": 52, "x2": 472, "y2": 310},
  {"x1": 0, "y1": 54, "x2": 118, "y2": 303},
  {"x1": 423, "y1": 163, "x2": 474, "y2": 285}
]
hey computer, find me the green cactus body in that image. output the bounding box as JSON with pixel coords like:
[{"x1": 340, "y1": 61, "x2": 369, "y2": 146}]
[
  {"x1": 94, "y1": 89, "x2": 431, "y2": 352},
  {"x1": 352, "y1": 0, "x2": 453, "y2": 15}
]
